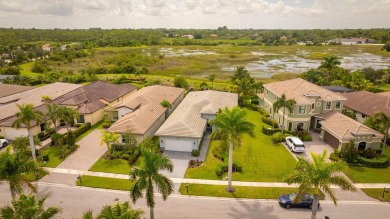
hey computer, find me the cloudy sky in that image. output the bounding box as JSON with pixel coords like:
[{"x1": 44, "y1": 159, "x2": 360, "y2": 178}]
[{"x1": 0, "y1": 0, "x2": 389, "y2": 29}]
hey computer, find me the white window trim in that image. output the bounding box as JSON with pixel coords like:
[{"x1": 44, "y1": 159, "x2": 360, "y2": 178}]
[
  {"x1": 297, "y1": 105, "x2": 306, "y2": 115},
  {"x1": 335, "y1": 101, "x2": 341, "y2": 109},
  {"x1": 325, "y1": 101, "x2": 332, "y2": 110}
]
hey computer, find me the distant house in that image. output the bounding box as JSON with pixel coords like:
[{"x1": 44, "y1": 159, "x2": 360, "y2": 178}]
[
  {"x1": 258, "y1": 78, "x2": 346, "y2": 132},
  {"x1": 182, "y1": 35, "x2": 194, "y2": 39},
  {"x1": 210, "y1": 34, "x2": 218, "y2": 37},
  {"x1": 316, "y1": 111, "x2": 383, "y2": 150},
  {"x1": 0, "y1": 75, "x2": 15, "y2": 83},
  {"x1": 342, "y1": 91, "x2": 390, "y2": 123},
  {"x1": 322, "y1": 86, "x2": 354, "y2": 93},
  {"x1": 326, "y1": 38, "x2": 376, "y2": 45},
  {"x1": 107, "y1": 85, "x2": 185, "y2": 142},
  {"x1": 155, "y1": 90, "x2": 237, "y2": 152},
  {"x1": 42, "y1": 44, "x2": 53, "y2": 52}
]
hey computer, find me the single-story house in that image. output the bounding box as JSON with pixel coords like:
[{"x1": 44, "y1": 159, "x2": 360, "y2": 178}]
[
  {"x1": 342, "y1": 91, "x2": 390, "y2": 123},
  {"x1": 0, "y1": 84, "x2": 32, "y2": 98},
  {"x1": 0, "y1": 75, "x2": 16, "y2": 83},
  {"x1": 155, "y1": 90, "x2": 238, "y2": 152},
  {"x1": 0, "y1": 82, "x2": 82, "y2": 140},
  {"x1": 107, "y1": 85, "x2": 185, "y2": 143},
  {"x1": 316, "y1": 111, "x2": 384, "y2": 151},
  {"x1": 0, "y1": 81, "x2": 137, "y2": 140}
]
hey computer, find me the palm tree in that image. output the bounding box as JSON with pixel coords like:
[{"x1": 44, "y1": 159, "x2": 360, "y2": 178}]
[
  {"x1": 319, "y1": 54, "x2": 341, "y2": 71},
  {"x1": 80, "y1": 202, "x2": 143, "y2": 219},
  {"x1": 0, "y1": 148, "x2": 44, "y2": 199},
  {"x1": 130, "y1": 147, "x2": 174, "y2": 219},
  {"x1": 273, "y1": 93, "x2": 296, "y2": 134},
  {"x1": 60, "y1": 107, "x2": 79, "y2": 129},
  {"x1": 285, "y1": 151, "x2": 356, "y2": 219},
  {"x1": 209, "y1": 106, "x2": 255, "y2": 192},
  {"x1": 364, "y1": 111, "x2": 390, "y2": 156},
  {"x1": 46, "y1": 103, "x2": 61, "y2": 132},
  {"x1": 0, "y1": 194, "x2": 61, "y2": 219},
  {"x1": 12, "y1": 104, "x2": 44, "y2": 162}
]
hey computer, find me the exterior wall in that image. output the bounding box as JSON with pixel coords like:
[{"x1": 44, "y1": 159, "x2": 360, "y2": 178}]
[
  {"x1": 116, "y1": 107, "x2": 134, "y2": 118},
  {"x1": 80, "y1": 109, "x2": 104, "y2": 126},
  {"x1": 3, "y1": 125, "x2": 41, "y2": 140}
]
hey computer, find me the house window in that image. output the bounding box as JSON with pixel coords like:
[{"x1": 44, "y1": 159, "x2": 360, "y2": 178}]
[
  {"x1": 335, "y1": 102, "x2": 341, "y2": 109},
  {"x1": 362, "y1": 114, "x2": 367, "y2": 119},
  {"x1": 40, "y1": 123, "x2": 45, "y2": 132},
  {"x1": 299, "y1": 106, "x2": 306, "y2": 114},
  {"x1": 112, "y1": 111, "x2": 119, "y2": 120},
  {"x1": 326, "y1": 102, "x2": 331, "y2": 110},
  {"x1": 288, "y1": 122, "x2": 292, "y2": 131},
  {"x1": 122, "y1": 135, "x2": 126, "y2": 143},
  {"x1": 77, "y1": 115, "x2": 85, "y2": 123},
  {"x1": 358, "y1": 142, "x2": 367, "y2": 151},
  {"x1": 312, "y1": 104, "x2": 314, "y2": 109}
]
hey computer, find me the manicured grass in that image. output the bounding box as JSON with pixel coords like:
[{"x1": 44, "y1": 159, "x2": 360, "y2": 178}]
[
  {"x1": 342, "y1": 147, "x2": 390, "y2": 183},
  {"x1": 75, "y1": 120, "x2": 104, "y2": 142},
  {"x1": 88, "y1": 156, "x2": 143, "y2": 174},
  {"x1": 179, "y1": 184, "x2": 325, "y2": 200},
  {"x1": 361, "y1": 189, "x2": 390, "y2": 202},
  {"x1": 184, "y1": 110, "x2": 297, "y2": 182},
  {"x1": 39, "y1": 146, "x2": 64, "y2": 168},
  {"x1": 76, "y1": 175, "x2": 133, "y2": 191}
]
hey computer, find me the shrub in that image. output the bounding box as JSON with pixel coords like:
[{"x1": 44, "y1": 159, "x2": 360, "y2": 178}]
[
  {"x1": 271, "y1": 132, "x2": 290, "y2": 144},
  {"x1": 359, "y1": 148, "x2": 377, "y2": 159},
  {"x1": 293, "y1": 130, "x2": 312, "y2": 141},
  {"x1": 341, "y1": 140, "x2": 359, "y2": 163},
  {"x1": 188, "y1": 159, "x2": 203, "y2": 168},
  {"x1": 357, "y1": 156, "x2": 390, "y2": 168},
  {"x1": 262, "y1": 126, "x2": 281, "y2": 135},
  {"x1": 66, "y1": 130, "x2": 76, "y2": 147},
  {"x1": 302, "y1": 134, "x2": 313, "y2": 141},
  {"x1": 41, "y1": 154, "x2": 49, "y2": 162},
  {"x1": 174, "y1": 76, "x2": 189, "y2": 89},
  {"x1": 121, "y1": 154, "x2": 130, "y2": 160},
  {"x1": 215, "y1": 160, "x2": 243, "y2": 176},
  {"x1": 212, "y1": 141, "x2": 228, "y2": 161},
  {"x1": 329, "y1": 153, "x2": 343, "y2": 162},
  {"x1": 262, "y1": 117, "x2": 278, "y2": 128},
  {"x1": 251, "y1": 99, "x2": 259, "y2": 105},
  {"x1": 50, "y1": 133, "x2": 65, "y2": 146},
  {"x1": 128, "y1": 149, "x2": 140, "y2": 165},
  {"x1": 257, "y1": 107, "x2": 269, "y2": 116},
  {"x1": 191, "y1": 149, "x2": 200, "y2": 157},
  {"x1": 102, "y1": 121, "x2": 112, "y2": 129},
  {"x1": 73, "y1": 122, "x2": 91, "y2": 137}
]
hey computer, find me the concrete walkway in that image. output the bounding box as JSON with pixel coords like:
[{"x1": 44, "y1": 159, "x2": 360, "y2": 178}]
[
  {"x1": 57, "y1": 129, "x2": 106, "y2": 170},
  {"x1": 44, "y1": 167, "x2": 390, "y2": 189}
]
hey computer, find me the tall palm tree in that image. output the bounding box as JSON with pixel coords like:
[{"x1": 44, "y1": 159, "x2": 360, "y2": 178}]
[
  {"x1": 0, "y1": 148, "x2": 44, "y2": 199},
  {"x1": 61, "y1": 107, "x2": 79, "y2": 130},
  {"x1": 273, "y1": 94, "x2": 296, "y2": 134},
  {"x1": 12, "y1": 104, "x2": 44, "y2": 162},
  {"x1": 209, "y1": 106, "x2": 255, "y2": 192},
  {"x1": 130, "y1": 147, "x2": 174, "y2": 219},
  {"x1": 46, "y1": 103, "x2": 62, "y2": 132},
  {"x1": 0, "y1": 194, "x2": 61, "y2": 219},
  {"x1": 364, "y1": 111, "x2": 390, "y2": 156},
  {"x1": 285, "y1": 151, "x2": 356, "y2": 219}
]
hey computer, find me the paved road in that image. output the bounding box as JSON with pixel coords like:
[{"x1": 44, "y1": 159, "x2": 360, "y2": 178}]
[
  {"x1": 1, "y1": 183, "x2": 389, "y2": 219},
  {"x1": 57, "y1": 129, "x2": 106, "y2": 170}
]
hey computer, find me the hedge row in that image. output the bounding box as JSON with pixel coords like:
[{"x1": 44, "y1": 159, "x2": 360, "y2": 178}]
[
  {"x1": 51, "y1": 123, "x2": 91, "y2": 146},
  {"x1": 271, "y1": 132, "x2": 291, "y2": 144},
  {"x1": 215, "y1": 160, "x2": 243, "y2": 176},
  {"x1": 262, "y1": 126, "x2": 281, "y2": 136},
  {"x1": 357, "y1": 156, "x2": 390, "y2": 168},
  {"x1": 262, "y1": 117, "x2": 278, "y2": 128}
]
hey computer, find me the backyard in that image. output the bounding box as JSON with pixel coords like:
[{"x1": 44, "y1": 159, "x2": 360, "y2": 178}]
[{"x1": 184, "y1": 109, "x2": 297, "y2": 182}]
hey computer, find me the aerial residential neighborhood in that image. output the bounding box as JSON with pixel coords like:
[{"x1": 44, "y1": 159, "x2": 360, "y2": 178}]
[{"x1": 1, "y1": 1, "x2": 390, "y2": 218}]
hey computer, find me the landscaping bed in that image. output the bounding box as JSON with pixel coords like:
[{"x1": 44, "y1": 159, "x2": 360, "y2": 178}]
[{"x1": 184, "y1": 110, "x2": 297, "y2": 182}]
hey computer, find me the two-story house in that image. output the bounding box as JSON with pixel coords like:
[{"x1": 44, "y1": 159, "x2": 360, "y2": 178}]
[{"x1": 258, "y1": 78, "x2": 347, "y2": 132}]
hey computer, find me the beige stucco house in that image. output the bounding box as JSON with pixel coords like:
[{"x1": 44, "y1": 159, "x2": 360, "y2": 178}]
[
  {"x1": 107, "y1": 85, "x2": 185, "y2": 143},
  {"x1": 155, "y1": 90, "x2": 238, "y2": 152}
]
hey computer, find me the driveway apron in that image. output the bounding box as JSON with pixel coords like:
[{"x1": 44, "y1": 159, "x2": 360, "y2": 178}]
[{"x1": 57, "y1": 129, "x2": 107, "y2": 170}]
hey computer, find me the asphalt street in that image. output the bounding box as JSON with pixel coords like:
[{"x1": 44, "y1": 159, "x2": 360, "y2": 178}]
[{"x1": 1, "y1": 183, "x2": 389, "y2": 219}]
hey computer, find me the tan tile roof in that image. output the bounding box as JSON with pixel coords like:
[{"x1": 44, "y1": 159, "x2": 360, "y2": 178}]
[
  {"x1": 0, "y1": 82, "x2": 82, "y2": 122},
  {"x1": 317, "y1": 111, "x2": 383, "y2": 140},
  {"x1": 264, "y1": 78, "x2": 346, "y2": 105},
  {"x1": 0, "y1": 84, "x2": 32, "y2": 98},
  {"x1": 342, "y1": 91, "x2": 390, "y2": 116},
  {"x1": 107, "y1": 85, "x2": 185, "y2": 135},
  {"x1": 112, "y1": 85, "x2": 184, "y2": 110},
  {"x1": 155, "y1": 91, "x2": 238, "y2": 138},
  {"x1": 379, "y1": 91, "x2": 390, "y2": 97}
]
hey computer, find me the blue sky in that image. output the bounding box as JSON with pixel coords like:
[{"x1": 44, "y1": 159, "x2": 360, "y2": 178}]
[{"x1": 0, "y1": 0, "x2": 389, "y2": 29}]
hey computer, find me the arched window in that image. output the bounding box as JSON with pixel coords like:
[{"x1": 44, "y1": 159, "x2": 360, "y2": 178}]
[{"x1": 358, "y1": 142, "x2": 367, "y2": 151}]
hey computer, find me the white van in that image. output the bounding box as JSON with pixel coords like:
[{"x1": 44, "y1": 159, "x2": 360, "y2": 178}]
[{"x1": 285, "y1": 136, "x2": 305, "y2": 153}]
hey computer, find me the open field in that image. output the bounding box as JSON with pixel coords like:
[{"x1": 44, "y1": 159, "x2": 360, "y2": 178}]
[{"x1": 21, "y1": 45, "x2": 389, "y2": 80}]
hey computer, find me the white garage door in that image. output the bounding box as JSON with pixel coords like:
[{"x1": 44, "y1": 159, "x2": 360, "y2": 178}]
[
  {"x1": 164, "y1": 138, "x2": 194, "y2": 152},
  {"x1": 4, "y1": 127, "x2": 28, "y2": 140}
]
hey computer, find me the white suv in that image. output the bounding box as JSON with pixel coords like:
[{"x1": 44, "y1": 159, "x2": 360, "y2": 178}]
[
  {"x1": 285, "y1": 136, "x2": 305, "y2": 153},
  {"x1": 0, "y1": 139, "x2": 8, "y2": 148}
]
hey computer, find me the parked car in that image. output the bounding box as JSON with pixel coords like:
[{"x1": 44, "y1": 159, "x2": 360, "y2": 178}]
[
  {"x1": 0, "y1": 139, "x2": 8, "y2": 148},
  {"x1": 278, "y1": 193, "x2": 319, "y2": 209},
  {"x1": 285, "y1": 136, "x2": 305, "y2": 153}
]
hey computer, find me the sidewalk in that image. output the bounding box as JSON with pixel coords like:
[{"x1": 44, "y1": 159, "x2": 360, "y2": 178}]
[{"x1": 44, "y1": 167, "x2": 390, "y2": 189}]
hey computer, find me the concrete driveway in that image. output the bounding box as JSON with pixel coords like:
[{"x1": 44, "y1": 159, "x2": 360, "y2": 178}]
[{"x1": 57, "y1": 129, "x2": 107, "y2": 170}]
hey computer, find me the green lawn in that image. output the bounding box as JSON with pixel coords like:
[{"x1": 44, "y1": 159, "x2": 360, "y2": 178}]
[
  {"x1": 19, "y1": 62, "x2": 41, "y2": 77},
  {"x1": 185, "y1": 110, "x2": 297, "y2": 182},
  {"x1": 343, "y1": 147, "x2": 390, "y2": 183},
  {"x1": 76, "y1": 175, "x2": 133, "y2": 191},
  {"x1": 89, "y1": 156, "x2": 143, "y2": 174},
  {"x1": 39, "y1": 146, "x2": 64, "y2": 168},
  {"x1": 179, "y1": 184, "x2": 325, "y2": 200},
  {"x1": 361, "y1": 189, "x2": 390, "y2": 202}
]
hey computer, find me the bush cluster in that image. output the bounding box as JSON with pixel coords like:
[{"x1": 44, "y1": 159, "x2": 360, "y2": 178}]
[
  {"x1": 215, "y1": 160, "x2": 243, "y2": 176},
  {"x1": 271, "y1": 132, "x2": 290, "y2": 144},
  {"x1": 262, "y1": 117, "x2": 278, "y2": 128},
  {"x1": 188, "y1": 159, "x2": 203, "y2": 168},
  {"x1": 293, "y1": 130, "x2": 312, "y2": 141},
  {"x1": 262, "y1": 126, "x2": 281, "y2": 136},
  {"x1": 50, "y1": 123, "x2": 91, "y2": 146},
  {"x1": 357, "y1": 156, "x2": 390, "y2": 168},
  {"x1": 257, "y1": 107, "x2": 269, "y2": 117},
  {"x1": 191, "y1": 149, "x2": 200, "y2": 157}
]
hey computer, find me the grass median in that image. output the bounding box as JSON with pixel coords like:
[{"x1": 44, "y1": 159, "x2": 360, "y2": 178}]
[
  {"x1": 76, "y1": 175, "x2": 133, "y2": 191},
  {"x1": 361, "y1": 189, "x2": 390, "y2": 202}
]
